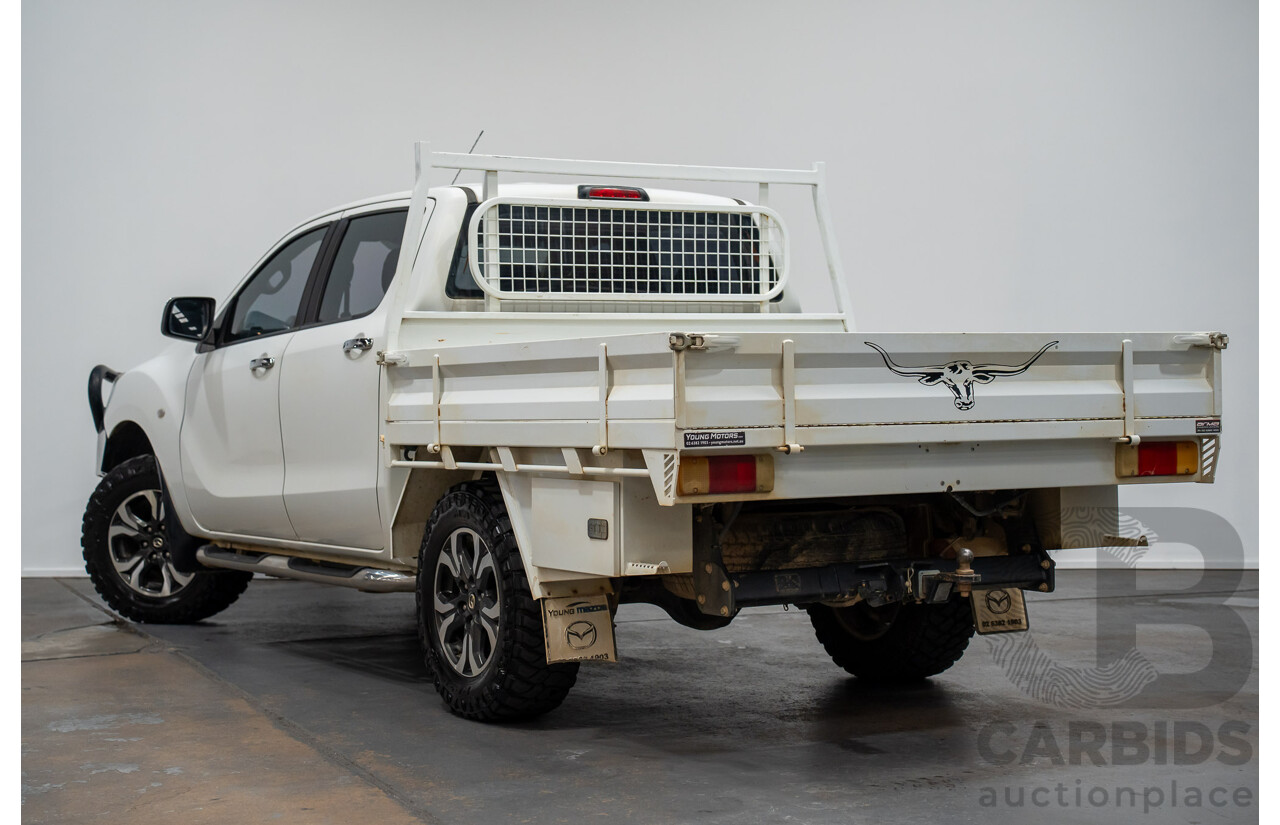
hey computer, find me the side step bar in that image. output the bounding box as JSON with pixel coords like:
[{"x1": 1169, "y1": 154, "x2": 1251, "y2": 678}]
[{"x1": 196, "y1": 547, "x2": 416, "y2": 593}]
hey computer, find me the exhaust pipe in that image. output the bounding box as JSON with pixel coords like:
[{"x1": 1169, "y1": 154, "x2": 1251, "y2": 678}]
[{"x1": 196, "y1": 546, "x2": 416, "y2": 593}]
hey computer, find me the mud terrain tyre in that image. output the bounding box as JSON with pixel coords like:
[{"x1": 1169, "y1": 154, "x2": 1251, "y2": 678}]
[
  {"x1": 417, "y1": 480, "x2": 579, "y2": 721},
  {"x1": 81, "y1": 455, "x2": 252, "y2": 624},
  {"x1": 808, "y1": 597, "x2": 975, "y2": 683}
]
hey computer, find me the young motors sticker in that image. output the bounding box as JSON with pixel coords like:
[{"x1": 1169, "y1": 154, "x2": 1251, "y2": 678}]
[{"x1": 684, "y1": 431, "x2": 747, "y2": 448}]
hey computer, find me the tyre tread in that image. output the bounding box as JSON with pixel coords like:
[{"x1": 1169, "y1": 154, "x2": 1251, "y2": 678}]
[{"x1": 808, "y1": 597, "x2": 975, "y2": 683}]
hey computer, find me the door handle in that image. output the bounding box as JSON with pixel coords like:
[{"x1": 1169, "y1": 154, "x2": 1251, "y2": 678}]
[
  {"x1": 249, "y1": 356, "x2": 276, "y2": 371},
  {"x1": 343, "y1": 336, "x2": 374, "y2": 353}
]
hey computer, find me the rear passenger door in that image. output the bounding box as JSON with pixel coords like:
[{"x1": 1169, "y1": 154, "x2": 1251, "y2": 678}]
[{"x1": 278, "y1": 204, "x2": 420, "y2": 550}]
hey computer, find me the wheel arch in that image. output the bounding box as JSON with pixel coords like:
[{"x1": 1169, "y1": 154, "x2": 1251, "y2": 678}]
[
  {"x1": 389, "y1": 464, "x2": 486, "y2": 566},
  {"x1": 390, "y1": 464, "x2": 543, "y2": 597},
  {"x1": 96, "y1": 351, "x2": 200, "y2": 538},
  {"x1": 101, "y1": 420, "x2": 155, "y2": 473},
  {"x1": 389, "y1": 457, "x2": 623, "y2": 601}
]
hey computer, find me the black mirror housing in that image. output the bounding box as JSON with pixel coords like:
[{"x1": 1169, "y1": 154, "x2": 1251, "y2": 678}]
[{"x1": 162, "y1": 297, "x2": 216, "y2": 341}]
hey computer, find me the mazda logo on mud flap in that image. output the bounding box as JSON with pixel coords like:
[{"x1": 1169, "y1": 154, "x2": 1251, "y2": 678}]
[
  {"x1": 865, "y1": 341, "x2": 1058, "y2": 410},
  {"x1": 565, "y1": 621, "x2": 598, "y2": 650},
  {"x1": 985, "y1": 589, "x2": 1013, "y2": 614}
]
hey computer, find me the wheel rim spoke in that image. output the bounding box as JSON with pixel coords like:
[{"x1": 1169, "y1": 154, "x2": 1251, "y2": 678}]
[
  {"x1": 468, "y1": 629, "x2": 482, "y2": 675},
  {"x1": 477, "y1": 605, "x2": 500, "y2": 651},
  {"x1": 114, "y1": 501, "x2": 147, "y2": 532},
  {"x1": 440, "y1": 608, "x2": 467, "y2": 669},
  {"x1": 156, "y1": 563, "x2": 175, "y2": 597},
  {"x1": 108, "y1": 522, "x2": 141, "y2": 542},
  {"x1": 456, "y1": 531, "x2": 476, "y2": 580},
  {"x1": 474, "y1": 551, "x2": 495, "y2": 582},
  {"x1": 441, "y1": 535, "x2": 462, "y2": 579},
  {"x1": 140, "y1": 490, "x2": 163, "y2": 522},
  {"x1": 111, "y1": 549, "x2": 145, "y2": 577},
  {"x1": 470, "y1": 621, "x2": 490, "y2": 672},
  {"x1": 128, "y1": 558, "x2": 151, "y2": 592}
]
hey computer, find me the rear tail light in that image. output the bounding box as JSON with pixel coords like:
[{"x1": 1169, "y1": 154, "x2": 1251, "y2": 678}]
[
  {"x1": 577, "y1": 185, "x2": 649, "y2": 201},
  {"x1": 1116, "y1": 441, "x2": 1199, "y2": 478},
  {"x1": 677, "y1": 454, "x2": 774, "y2": 496}
]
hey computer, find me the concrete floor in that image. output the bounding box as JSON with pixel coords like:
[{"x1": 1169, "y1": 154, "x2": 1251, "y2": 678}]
[{"x1": 22, "y1": 570, "x2": 1257, "y2": 824}]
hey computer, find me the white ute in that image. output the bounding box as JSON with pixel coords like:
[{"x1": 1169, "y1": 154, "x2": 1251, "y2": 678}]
[{"x1": 84, "y1": 146, "x2": 1228, "y2": 721}]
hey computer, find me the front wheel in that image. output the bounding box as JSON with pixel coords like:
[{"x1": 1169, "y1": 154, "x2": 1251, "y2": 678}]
[
  {"x1": 808, "y1": 597, "x2": 975, "y2": 683},
  {"x1": 81, "y1": 455, "x2": 252, "y2": 623},
  {"x1": 417, "y1": 480, "x2": 579, "y2": 721}
]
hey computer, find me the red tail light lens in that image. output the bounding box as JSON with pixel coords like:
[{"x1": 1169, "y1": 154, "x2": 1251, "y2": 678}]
[
  {"x1": 1116, "y1": 441, "x2": 1199, "y2": 477},
  {"x1": 708, "y1": 455, "x2": 757, "y2": 493},
  {"x1": 577, "y1": 185, "x2": 649, "y2": 201},
  {"x1": 677, "y1": 455, "x2": 774, "y2": 495}
]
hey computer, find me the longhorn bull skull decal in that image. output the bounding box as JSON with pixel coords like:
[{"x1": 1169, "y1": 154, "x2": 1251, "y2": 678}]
[{"x1": 865, "y1": 340, "x2": 1059, "y2": 411}]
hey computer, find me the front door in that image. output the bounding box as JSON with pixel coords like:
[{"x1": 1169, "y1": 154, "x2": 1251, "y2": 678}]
[{"x1": 180, "y1": 223, "x2": 331, "y2": 539}]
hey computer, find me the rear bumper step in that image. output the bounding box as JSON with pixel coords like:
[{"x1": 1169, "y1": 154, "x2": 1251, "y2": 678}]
[{"x1": 196, "y1": 547, "x2": 416, "y2": 593}]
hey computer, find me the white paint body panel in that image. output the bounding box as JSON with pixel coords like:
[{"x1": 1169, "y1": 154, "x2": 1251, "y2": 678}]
[
  {"x1": 180, "y1": 335, "x2": 296, "y2": 539},
  {"x1": 384, "y1": 330, "x2": 1218, "y2": 452},
  {"x1": 279, "y1": 317, "x2": 385, "y2": 548},
  {"x1": 98, "y1": 344, "x2": 200, "y2": 532},
  {"x1": 272, "y1": 198, "x2": 424, "y2": 550},
  {"x1": 530, "y1": 478, "x2": 617, "y2": 575}
]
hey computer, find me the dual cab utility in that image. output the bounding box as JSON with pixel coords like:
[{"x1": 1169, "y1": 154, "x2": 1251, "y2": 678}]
[{"x1": 84, "y1": 146, "x2": 1227, "y2": 721}]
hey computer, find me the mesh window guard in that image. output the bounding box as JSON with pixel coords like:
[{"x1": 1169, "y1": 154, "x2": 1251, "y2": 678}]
[{"x1": 468, "y1": 199, "x2": 787, "y2": 302}]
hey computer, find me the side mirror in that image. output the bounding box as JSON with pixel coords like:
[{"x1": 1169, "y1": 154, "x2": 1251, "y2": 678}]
[{"x1": 162, "y1": 297, "x2": 215, "y2": 341}]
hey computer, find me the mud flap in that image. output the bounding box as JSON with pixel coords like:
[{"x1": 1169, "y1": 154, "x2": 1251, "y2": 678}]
[
  {"x1": 542, "y1": 594, "x2": 617, "y2": 663},
  {"x1": 971, "y1": 587, "x2": 1030, "y2": 634}
]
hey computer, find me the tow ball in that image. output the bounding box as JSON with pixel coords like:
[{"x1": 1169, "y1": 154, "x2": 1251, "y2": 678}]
[{"x1": 932, "y1": 548, "x2": 983, "y2": 599}]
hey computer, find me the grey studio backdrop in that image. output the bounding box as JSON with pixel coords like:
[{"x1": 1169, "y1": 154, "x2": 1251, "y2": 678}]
[{"x1": 22, "y1": 0, "x2": 1258, "y2": 574}]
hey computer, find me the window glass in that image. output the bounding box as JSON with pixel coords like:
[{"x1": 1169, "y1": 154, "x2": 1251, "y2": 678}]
[
  {"x1": 227, "y1": 226, "x2": 327, "y2": 342},
  {"x1": 318, "y1": 210, "x2": 408, "y2": 323},
  {"x1": 445, "y1": 203, "x2": 482, "y2": 298}
]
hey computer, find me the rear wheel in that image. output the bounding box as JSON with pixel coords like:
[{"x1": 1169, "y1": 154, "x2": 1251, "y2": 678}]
[
  {"x1": 81, "y1": 455, "x2": 252, "y2": 623},
  {"x1": 417, "y1": 480, "x2": 579, "y2": 721},
  {"x1": 808, "y1": 597, "x2": 975, "y2": 683}
]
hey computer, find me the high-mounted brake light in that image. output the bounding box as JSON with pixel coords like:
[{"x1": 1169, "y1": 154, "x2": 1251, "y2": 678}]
[
  {"x1": 577, "y1": 185, "x2": 649, "y2": 201},
  {"x1": 677, "y1": 454, "x2": 774, "y2": 496},
  {"x1": 1115, "y1": 441, "x2": 1199, "y2": 478}
]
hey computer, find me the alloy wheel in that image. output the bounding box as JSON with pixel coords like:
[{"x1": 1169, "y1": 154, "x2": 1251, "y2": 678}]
[
  {"x1": 433, "y1": 527, "x2": 502, "y2": 677},
  {"x1": 107, "y1": 489, "x2": 194, "y2": 598}
]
